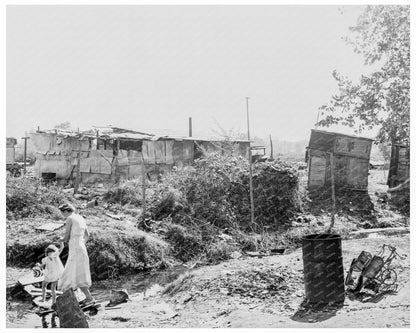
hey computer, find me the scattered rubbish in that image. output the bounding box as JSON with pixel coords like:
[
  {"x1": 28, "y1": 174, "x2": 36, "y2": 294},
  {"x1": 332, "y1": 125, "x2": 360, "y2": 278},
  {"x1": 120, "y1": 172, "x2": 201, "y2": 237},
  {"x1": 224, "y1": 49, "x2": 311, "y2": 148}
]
[
  {"x1": 105, "y1": 213, "x2": 123, "y2": 221},
  {"x1": 270, "y1": 248, "x2": 286, "y2": 255},
  {"x1": 183, "y1": 295, "x2": 193, "y2": 303},
  {"x1": 35, "y1": 222, "x2": 65, "y2": 232},
  {"x1": 110, "y1": 317, "x2": 130, "y2": 322},
  {"x1": 85, "y1": 198, "x2": 98, "y2": 209},
  {"x1": 18, "y1": 272, "x2": 44, "y2": 286},
  {"x1": 245, "y1": 249, "x2": 286, "y2": 257},
  {"x1": 230, "y1": 251, "x2": 242, "y2": 259},
  {"x1": 198, "y1": 267, "x2": 302, "y2": 301},
  {"x1": 108, "y1": 289, "x2": 129, "y2": 307},
  {"x1": 24, "y1": 285, "x2": 63, "y2": 298},
  {"x1": 345, "y1": 244, "x2": 404, "y2": 297},
  {"x1": 219, "y1": 233, "x2": 233, "y2": 241}
]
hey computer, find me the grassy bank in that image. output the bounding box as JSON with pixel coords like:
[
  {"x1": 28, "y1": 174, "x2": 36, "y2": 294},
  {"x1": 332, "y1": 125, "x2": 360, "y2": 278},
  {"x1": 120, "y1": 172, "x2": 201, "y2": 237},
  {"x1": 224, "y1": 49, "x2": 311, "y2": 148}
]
[{"x1": 6, "y1": 159, "x2": 409, "y2": 281}]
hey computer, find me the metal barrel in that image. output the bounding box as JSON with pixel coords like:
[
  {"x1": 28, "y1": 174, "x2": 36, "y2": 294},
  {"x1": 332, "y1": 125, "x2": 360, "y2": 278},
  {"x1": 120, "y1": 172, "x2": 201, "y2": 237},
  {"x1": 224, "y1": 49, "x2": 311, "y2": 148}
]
[{"x1": 302, "y1": 233, "x2": 345, "y2": 304}]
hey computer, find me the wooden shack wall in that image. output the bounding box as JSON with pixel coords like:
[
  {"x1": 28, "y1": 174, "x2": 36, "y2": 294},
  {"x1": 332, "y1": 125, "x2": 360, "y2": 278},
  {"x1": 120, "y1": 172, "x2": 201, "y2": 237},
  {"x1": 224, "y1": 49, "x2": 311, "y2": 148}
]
[
  {"x1": 32, "y1": 134, "x2": 249, "y2": 185},
  {"x1": 308, "y1": 149, "x2": 370, "y2": 190},
  {"x1": 308, "y1": 130, "x2": 372, "y2": 191},
  {"x1": 6, "y1": 147, "x2": 15, "y2": 164},
  {"x1": 388, "y1": 145, "x2": 410, "y2": 187}
]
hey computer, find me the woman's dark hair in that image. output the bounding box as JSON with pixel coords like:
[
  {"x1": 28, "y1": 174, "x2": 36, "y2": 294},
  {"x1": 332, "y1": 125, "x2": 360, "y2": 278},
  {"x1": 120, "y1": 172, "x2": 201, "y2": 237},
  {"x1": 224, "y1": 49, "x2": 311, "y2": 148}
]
[
  {"x1": 45, "y1": 247, "x2": 56, "y2": 255},
  {"x1": 58, "y1": 203, "x2": 75, "y2": 213}
]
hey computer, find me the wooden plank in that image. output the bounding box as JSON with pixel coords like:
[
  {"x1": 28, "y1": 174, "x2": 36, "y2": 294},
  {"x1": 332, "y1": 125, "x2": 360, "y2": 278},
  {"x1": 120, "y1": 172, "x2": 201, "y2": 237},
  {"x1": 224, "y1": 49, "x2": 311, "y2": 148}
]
[
  {"x1": 347, "y1": 158, "x2": 369, "y2": 189},
  {"x1": 334, "y1": 136, "x2": 372, "y2": 159},
  {"x1": 154, "y1": 141, "x2": 165, "y2": 164},
  {"x1": 142, "y1": 142, "x2": 149, "y2": 163},
  {"x1": 172, "y1": 141, "x2": 183, "y2": 162},
  {"x1": 33, "y1": 296, "x2": 53, "y2": 309},
  {"x1": 309, "y1": 130, "x2": 336, "y2": 151},
  {"x1": 165, "y1": 140, "x2": 174, "y2": 164},
  {"x1": 146, "y1": 141, "x2": 156, "y2": 164},
  {"x1": 18, "y1": 273, "x2": 44, "y2": 286},
  {"x1": 308, "y1": 155, "x2": 327, "y2": 188},
  {"x1": 35, "y1": 222, "x2": 65, "y2": 232},
  {"x1": 24, "y1": 285, "x2": 63, "y2": 297},
  {"x1": 183, "y1": 141, "x2": 194, "y2": 160}
]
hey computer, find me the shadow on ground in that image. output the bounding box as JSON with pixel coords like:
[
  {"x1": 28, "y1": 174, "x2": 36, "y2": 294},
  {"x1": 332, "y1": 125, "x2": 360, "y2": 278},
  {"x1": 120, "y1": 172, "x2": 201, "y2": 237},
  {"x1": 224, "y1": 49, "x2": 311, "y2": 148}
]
[
  {"x1": 346, "y1": 288, "x2": 397, "y2": 304},
  {"x1": 290, "y1": 299, "x2": 344, "y2": 323}
]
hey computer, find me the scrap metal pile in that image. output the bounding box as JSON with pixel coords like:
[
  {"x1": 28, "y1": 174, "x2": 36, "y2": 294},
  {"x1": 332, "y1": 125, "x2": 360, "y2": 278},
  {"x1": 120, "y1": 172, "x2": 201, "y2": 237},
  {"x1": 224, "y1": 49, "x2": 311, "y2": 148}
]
[{"x1": 345, "y1": 244, "x2": 405, "y2": 298}]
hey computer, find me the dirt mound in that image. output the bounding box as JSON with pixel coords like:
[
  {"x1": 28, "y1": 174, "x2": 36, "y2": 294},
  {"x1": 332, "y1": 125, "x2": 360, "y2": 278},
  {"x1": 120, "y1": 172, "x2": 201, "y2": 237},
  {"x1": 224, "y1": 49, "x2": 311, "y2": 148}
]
[{"x1": 6, "y1": 212, "x2": 170, "y2": 281}]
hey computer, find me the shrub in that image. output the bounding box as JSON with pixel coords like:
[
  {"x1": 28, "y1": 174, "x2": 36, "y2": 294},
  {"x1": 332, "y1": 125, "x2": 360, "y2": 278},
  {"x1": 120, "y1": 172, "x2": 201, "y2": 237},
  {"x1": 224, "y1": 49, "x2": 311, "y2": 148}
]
[
  {"x1": 103, "y1": 179, "x2": 143, "y2": 206},
  {"x1": 145, "y1": 153, "x2": 302, "y2": 232},
  {"x1": 165, "y1": 224, "x2": 203, "y2": 262},
  {"x1": 6, "y1": 176, "x2": 72, "y2": 219}
]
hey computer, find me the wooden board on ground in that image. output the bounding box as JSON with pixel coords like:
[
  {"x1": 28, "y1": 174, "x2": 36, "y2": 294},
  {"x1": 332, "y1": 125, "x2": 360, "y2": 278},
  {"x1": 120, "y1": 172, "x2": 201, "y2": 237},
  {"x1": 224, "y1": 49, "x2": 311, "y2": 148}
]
[
  {"x1": 35, "y1": 301, "x2": 102, "y2": 317},
  {"x1": 35, "y1": 222, "x2": 65, "y2": 232},
  {"x1": 24, "y1": 285, "x2": 63, "y2": 297},
  {"x1": 33, "y1": 296, "x2": 53, "y2": 309},
  {"x1": 18, "y1": 273, "x2": 44, "y2": 286}
]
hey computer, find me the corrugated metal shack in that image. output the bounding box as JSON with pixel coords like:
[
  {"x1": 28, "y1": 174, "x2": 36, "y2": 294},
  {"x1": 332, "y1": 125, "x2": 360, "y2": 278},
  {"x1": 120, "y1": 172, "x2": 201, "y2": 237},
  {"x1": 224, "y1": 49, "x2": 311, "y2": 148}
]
[
  {"x1": 6, "y1": 137, "x2": 17, "y2": 164},
  {"x1": 31, "y1": 127, "x2": 250, "y2": 185},
  {"x1": 307, "y1": 129, "x2": 373, "y2": 191},
  {"x1": 387, "y1": 143, "x2": 410, "y2": 188}
]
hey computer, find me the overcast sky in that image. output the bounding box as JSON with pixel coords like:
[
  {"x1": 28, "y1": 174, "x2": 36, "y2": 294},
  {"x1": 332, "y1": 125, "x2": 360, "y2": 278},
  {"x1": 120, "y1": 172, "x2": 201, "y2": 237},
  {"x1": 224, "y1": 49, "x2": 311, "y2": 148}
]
[{"x1": 6, "y1": 5, "x2": 376, "y2": 142}]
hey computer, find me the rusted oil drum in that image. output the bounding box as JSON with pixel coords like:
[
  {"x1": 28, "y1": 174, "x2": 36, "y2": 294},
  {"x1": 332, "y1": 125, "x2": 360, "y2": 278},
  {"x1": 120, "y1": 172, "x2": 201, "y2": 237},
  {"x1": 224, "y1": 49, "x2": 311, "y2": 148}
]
[{"x1": 302, "y1": 233, "x2": 345, "y2": 304}]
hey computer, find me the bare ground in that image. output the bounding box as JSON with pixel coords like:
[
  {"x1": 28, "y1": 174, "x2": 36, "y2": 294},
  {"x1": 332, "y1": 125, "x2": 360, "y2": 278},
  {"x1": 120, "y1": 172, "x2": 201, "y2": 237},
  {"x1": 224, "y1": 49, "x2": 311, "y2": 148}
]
[{"x1": 89, "y1": 233, "x2": 410, "y2": 328}]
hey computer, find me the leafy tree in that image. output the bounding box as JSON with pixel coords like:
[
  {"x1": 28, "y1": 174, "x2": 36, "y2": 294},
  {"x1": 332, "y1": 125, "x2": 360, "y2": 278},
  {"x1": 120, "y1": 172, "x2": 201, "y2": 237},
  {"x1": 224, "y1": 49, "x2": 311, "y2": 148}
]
[{"x1": 318, "y1": 5, "x2": 410, "y2": 144}]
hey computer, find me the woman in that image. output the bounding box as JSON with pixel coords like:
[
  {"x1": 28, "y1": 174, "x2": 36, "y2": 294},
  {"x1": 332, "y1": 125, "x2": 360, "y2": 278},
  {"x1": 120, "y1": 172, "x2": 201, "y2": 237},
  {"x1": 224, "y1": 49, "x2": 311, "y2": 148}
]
[{"x1": 58, "y1": 203, "x2": 94, "y2": 304}]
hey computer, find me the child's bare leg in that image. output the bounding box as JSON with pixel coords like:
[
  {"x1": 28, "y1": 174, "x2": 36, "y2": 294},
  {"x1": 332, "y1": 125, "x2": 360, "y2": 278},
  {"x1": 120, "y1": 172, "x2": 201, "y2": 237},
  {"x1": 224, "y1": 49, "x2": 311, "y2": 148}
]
[
  {"x1": 50, "y1": 282, "x2": 57, "y2": 304},
  {"x1": 41, "y1": 281, "x2": 47, "y2": 302}
]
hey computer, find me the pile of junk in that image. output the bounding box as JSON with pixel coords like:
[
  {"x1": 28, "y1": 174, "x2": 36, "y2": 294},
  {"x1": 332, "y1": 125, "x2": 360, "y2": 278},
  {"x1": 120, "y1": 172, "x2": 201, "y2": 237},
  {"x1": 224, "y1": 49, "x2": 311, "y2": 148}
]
[{"x1": 345, "y1": 244, "x2": 405, "y2": 299}]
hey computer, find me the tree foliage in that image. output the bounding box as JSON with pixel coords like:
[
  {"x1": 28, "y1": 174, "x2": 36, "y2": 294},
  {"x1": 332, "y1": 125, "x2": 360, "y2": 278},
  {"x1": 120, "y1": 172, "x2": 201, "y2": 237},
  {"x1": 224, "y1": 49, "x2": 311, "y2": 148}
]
[{"x1": 318, "y1": 6, "x2": 410, "y2": 144}]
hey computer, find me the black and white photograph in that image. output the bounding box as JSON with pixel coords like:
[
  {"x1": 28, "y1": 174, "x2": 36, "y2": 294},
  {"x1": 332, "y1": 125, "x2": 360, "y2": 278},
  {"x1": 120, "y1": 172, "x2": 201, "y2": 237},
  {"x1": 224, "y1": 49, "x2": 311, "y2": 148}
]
[{"x1": 3, "y1": 1, "x2": 412, "y2": 329}]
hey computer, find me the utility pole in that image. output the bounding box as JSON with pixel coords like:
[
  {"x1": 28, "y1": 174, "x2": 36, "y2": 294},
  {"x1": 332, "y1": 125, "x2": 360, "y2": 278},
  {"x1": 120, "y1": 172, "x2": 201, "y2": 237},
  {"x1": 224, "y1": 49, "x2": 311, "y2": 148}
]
[
  {"x1": 21, "y1": 137, "x2": 30, "y2": 175},
  {"x1": 189, "y1": 117, "x2": 193, "y2": 137},
  {"x1": 246, "y1": 97, "x2": 255, "y2": 226}
]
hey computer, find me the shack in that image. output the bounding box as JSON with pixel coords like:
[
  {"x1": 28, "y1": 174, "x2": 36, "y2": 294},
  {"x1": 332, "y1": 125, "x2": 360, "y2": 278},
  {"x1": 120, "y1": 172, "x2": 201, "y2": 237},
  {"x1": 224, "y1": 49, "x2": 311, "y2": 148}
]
[
  {"x1": 387, "y1": 143, "x2": 410, "y2": 188},
  {"x1": 6, "y1": 137, "x2": 17, "y2": 165},
  {"x1": 31, "y1": 126, "x2": 250, "y2": 185},
  {"x1": 307, "y1": 129, "x2": 373, "y2": 191}
]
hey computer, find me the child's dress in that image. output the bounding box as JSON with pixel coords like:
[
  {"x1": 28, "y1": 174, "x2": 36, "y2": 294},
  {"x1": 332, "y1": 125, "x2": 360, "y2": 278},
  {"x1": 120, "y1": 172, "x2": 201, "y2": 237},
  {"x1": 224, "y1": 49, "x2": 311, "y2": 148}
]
[{"x1": 42, "y1": 252, "x2": 64, "y2": 283}]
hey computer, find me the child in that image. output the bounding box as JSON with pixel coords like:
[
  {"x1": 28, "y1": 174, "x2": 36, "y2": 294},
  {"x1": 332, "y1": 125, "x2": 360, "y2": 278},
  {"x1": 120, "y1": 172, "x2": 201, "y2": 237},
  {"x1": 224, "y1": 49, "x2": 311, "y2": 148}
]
[{"x1": 34, "y1": 242, "x2": 64, "y2": 305}]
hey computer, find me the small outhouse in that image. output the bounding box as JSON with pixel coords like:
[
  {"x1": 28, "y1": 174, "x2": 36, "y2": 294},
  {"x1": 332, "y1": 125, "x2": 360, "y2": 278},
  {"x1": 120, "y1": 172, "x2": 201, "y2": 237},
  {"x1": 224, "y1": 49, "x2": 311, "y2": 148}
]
[{"x1": 307, "y1": 129, "x2": 373, "y2": 191}]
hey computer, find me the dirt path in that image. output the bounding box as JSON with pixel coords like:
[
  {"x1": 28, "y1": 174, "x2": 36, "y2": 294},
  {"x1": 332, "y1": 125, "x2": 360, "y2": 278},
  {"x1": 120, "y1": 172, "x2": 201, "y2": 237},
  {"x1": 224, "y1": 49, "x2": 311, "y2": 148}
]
[{"x1": 89, "y1": 234, "x2": 410, "y2": 328}]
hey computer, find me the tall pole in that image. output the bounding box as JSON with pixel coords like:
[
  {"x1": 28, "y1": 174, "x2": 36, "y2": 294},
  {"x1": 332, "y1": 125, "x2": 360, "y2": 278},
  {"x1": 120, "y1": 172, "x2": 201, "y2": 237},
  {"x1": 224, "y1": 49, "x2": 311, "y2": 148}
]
[
  {"x1": 246, "y1": 97, "x2": 255, "y2": 226},
  {"x1": 21, "y1": 137, "x2": 30, "y2": 175},
  {"x1": 189, "y1": 117, "x2": 193, "y2": 137}
]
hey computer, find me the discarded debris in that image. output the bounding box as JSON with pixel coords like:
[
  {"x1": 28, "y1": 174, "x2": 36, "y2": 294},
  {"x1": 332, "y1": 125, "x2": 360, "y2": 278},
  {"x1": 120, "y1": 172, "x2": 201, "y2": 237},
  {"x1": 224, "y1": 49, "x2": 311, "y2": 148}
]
[
  {"x1": 35, "y1": 222, "x2": 65, "y2": 232},
  {"x1": 108, "y1": 289, "x2": 130, "y2": 307},
  {"x1": 105, "y1": 213, "x2": 123, "y2": 221}
]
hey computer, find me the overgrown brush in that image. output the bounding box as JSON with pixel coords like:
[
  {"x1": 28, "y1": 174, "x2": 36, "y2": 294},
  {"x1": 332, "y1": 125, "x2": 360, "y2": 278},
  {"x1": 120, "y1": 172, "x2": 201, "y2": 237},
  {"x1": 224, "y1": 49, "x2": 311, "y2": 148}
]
[
  {"x1": 103, "y1": 179, "x2": 143, "y2": 206},
  {"x1": 6, "y1": 176, "x2": 71, "y2": 219},
  {"x1": 145, "y1": 153, "x2": 302, "y2": 231},
  {"x1": 87, "y1": 228, "x2": 170, "y2": 280},
  {"x1": 138, "y1": 153, "x2": 303, "y2": 262}
]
